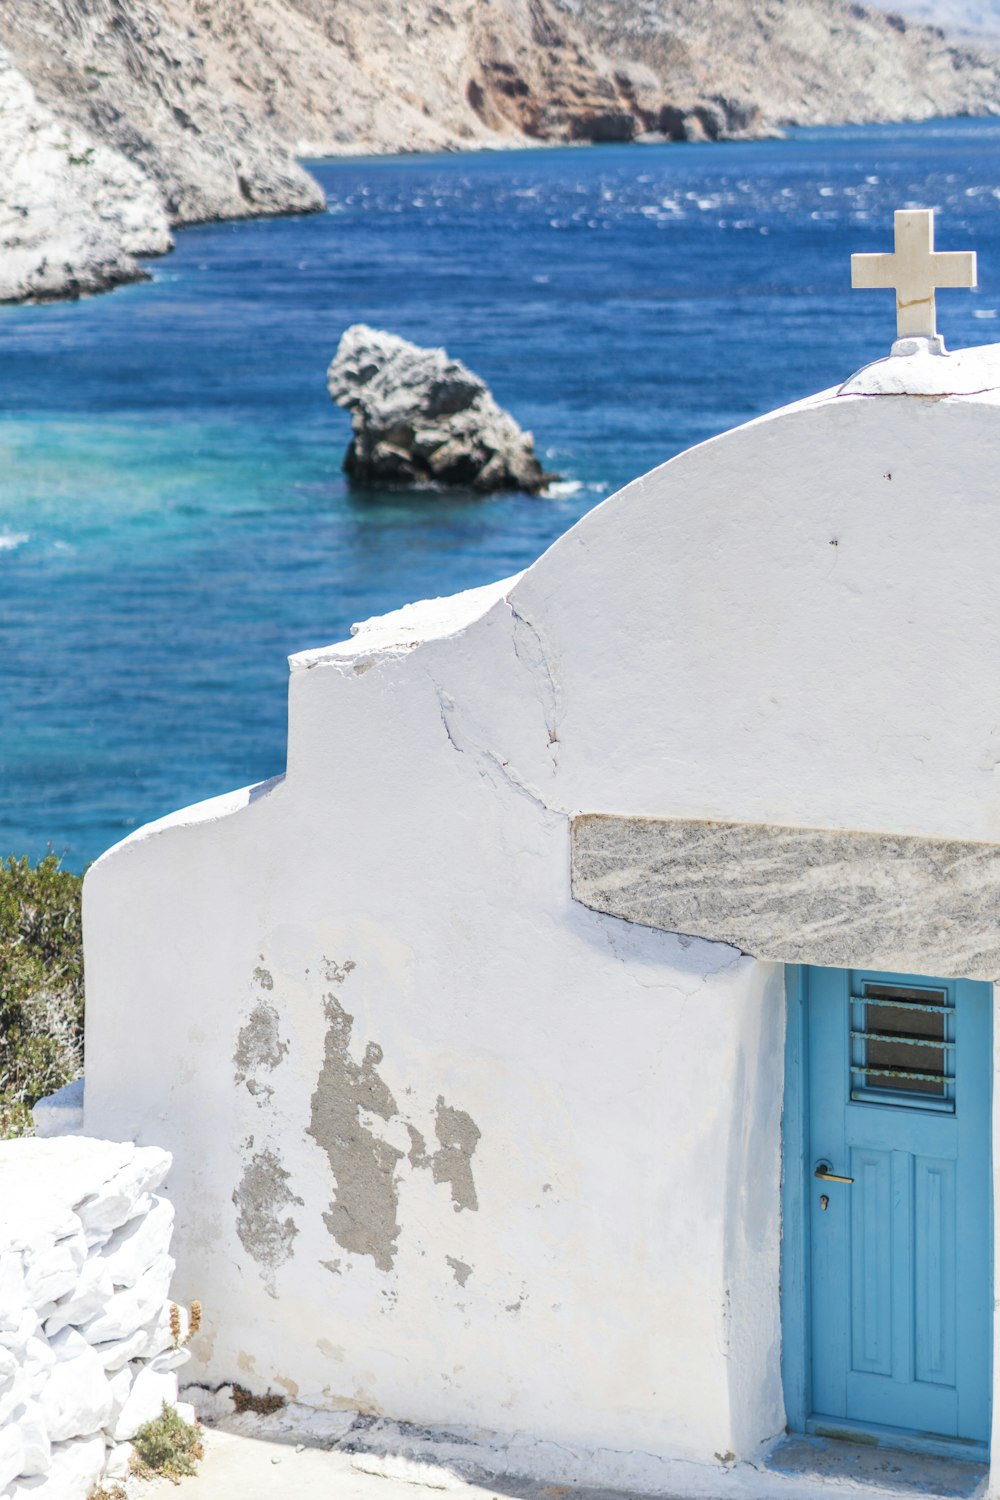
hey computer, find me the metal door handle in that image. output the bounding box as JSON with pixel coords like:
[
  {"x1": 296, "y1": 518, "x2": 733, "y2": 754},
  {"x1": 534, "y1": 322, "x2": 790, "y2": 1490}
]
[{"x1": 815, "y1": 1163, "x2": 854, "y2": 1184}]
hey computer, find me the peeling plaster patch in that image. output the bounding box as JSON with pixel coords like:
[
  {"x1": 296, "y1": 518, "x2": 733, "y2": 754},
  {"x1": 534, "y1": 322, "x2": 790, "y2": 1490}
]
[
  {"x1": 306, "y1": 961, "x2": 481, "y2": 1271},
  {"x1": 317, "y1": 1338, "x2": 345, "y2": 1362},
  {"x1": 253, "y1": 965, "x2": 274, "y2": 991},
  {"x1": 275, "y1": 1374, "x2": 300, "y2": 1399},
  {"x1": 235, "y1": 1000, "x2": 289, "y2": 1103},
  {"x1": 308, "y1": 988, "x2": 404, "y2": 1272},
  {"x1": 237, "y1": 1351, "x2": 256, "y2": 1374},
  {"x1": 432, "y1": 1096, "x2": 480, "y2": 1212},
  {"x1": 446, "y1": 1256, "x2": 473, "y2": 1287},
  {"x1": 322, "y1": 957, "x2": 356, "y2": 985},
  {"x1": 406, "y1": 1125, "x2": 430, "y2": 1170},
  {"x1": 232, "y1": 1149, "x2": 303, "y2": 1296}
]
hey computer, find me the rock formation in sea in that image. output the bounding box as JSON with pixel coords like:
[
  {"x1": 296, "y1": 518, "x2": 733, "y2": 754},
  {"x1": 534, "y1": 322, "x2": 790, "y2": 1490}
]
[
  {"x1": 4, "y1": 0, "x2": 1000, "y2": 303},
  {"x1": 327, "y1": 326, "x2": 554, "y2": 495}
]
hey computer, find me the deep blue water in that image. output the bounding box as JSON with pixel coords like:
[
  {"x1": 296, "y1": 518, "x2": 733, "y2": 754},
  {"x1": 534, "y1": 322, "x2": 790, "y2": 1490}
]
[{"x1": 4, "y1": 117, "x2": 1000, "y2": 869}]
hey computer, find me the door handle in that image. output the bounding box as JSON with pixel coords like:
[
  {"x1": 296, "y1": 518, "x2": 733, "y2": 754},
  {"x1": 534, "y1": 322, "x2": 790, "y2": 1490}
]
[{"x1": 815, "y1": 1162, "x2": 854, "y2": 1184}]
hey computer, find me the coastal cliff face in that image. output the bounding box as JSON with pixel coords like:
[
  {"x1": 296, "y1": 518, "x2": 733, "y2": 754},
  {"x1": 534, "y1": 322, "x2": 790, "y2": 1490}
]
[
  {"x1": 0, "y1": 48, "x2": 171, "y2": 303},
  {"x1": 2, "y1": 0, "x2": 1000, "y2": 303},
  {"x1": 564, "y1": 0, "x2": 1000, "y2": 131},
  {"x1": 0, "y1": 0, "x2": 323, "y2": 303},
  {"x1": 868, "y1": 1, "x2": 1000, "y2": 45}
]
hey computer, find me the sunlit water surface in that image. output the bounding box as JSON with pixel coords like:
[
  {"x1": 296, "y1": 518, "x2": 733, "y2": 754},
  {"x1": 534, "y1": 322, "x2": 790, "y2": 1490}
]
[{"x1": 4, "y1": 118, "x2": 1000, "y2": 867}]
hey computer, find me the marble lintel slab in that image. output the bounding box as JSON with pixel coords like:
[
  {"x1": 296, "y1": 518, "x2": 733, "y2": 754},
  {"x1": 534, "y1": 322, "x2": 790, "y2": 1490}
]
[{"x1": 570, "y1": 815, "x2": 1000, "y2": 981}]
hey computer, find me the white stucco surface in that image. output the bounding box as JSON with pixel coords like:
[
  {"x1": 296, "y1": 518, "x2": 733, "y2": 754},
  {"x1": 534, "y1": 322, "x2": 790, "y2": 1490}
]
[
  {"x1": 839, "y1": 336, "x2": 1000, "y2": 394},
  {"x1": 83, "y1": 342, "x2": 1000, "y2": 1491}
]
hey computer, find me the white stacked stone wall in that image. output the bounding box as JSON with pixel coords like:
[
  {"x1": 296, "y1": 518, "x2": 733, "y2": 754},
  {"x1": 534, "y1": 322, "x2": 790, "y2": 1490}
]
[{"x1": 0, "y1": 1138, "x2": 193, "y2": 1499}]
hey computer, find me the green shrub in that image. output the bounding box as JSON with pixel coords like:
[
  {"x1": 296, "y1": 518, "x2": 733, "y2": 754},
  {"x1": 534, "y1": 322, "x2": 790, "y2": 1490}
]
[
  {"x1": 0, "y1": 855, "x2": 84, "y2": 1138},
  {"x1": 130, "y1": 1402, "x2": 204, "y2": 1483}
]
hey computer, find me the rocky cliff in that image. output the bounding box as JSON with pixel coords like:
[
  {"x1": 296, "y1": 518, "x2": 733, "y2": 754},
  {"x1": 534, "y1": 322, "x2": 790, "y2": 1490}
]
[
  {"x1": 563, "y1": 0, "x2": 1000, "y2": 132},
  {"x1": 3, "y1": 0, "x2": 1000, "y2": 304},
  {"x1": 868, "y1": 0, "x2": 1000, "y2": 44}
]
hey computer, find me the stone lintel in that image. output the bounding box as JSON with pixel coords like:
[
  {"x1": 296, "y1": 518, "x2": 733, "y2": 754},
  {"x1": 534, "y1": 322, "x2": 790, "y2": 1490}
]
[{"x1": 570, "y1": 815, "x2": 1000, "y2": 981}]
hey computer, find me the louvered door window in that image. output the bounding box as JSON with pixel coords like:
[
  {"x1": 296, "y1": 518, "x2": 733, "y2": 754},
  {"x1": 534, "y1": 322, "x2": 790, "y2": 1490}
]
[{"x1": 850, "y1": 981, "x2": 955, "y2": 1112}]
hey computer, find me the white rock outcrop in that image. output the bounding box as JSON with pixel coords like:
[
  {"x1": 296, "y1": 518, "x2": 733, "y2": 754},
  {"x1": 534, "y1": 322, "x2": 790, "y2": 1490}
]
[
  {"x1": 327, "y1": 326, "x2": 554, "y2": 495},
  {"x1": 0, "y1": 50, "x2": 171, "y2": 304},
  {"x1": 0, "y1": 1138, "x2": 194, "y2": 1499},
  {"x1": 0, "y1": 0, "x2": 324, "y2": 305}
]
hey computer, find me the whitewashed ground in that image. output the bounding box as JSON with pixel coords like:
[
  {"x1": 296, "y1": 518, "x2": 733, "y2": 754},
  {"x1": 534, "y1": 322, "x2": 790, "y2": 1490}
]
[{"x1": 137, "y1": 1411, "x2": 986, "y2": 1500}]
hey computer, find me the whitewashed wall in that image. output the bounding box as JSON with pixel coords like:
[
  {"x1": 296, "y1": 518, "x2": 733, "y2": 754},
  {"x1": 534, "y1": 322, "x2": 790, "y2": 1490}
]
[{"x1": 83, "y1": 360, "x2": 1000, "y2": 1487}]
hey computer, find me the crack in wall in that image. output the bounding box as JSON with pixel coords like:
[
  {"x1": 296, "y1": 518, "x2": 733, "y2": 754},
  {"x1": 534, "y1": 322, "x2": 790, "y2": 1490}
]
[
  {"x1": 435, "y1": 687, "x2": 553, "y2": 813},
  {"x1": 507, "y1": 598, "x2": 561, "y2": 763}
]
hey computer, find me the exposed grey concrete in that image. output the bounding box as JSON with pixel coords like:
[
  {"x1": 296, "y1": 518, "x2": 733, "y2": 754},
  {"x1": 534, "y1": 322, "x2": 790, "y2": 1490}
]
[
  {"x1": 431, "y1": 1097, "x2": 481, "y2": 1213},
  {"x1": 571, "y1": 815, "x2": 1000, "y2": 980},
  {"x1": 234, "y1": 998, "x2": 289, "y2": 1102},
  {"x1": 446, "y1": 1254, "x2": 473, "y2": 1285},
  {"x1": 307, "y1": 981, "x2": 405, "y2": 1274},
  {"x1": 231, "y1": 1148, "x2": 303, "y2": 1295},
  {"x1": 305, "y1": 966, "x2": 482, "y2": 1272}
]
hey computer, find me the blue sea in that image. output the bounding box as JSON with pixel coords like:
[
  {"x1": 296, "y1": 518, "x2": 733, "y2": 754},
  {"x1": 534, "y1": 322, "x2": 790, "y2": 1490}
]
[{"x1": 3, "y1": 117, "x2": 1000, "y2": 870}]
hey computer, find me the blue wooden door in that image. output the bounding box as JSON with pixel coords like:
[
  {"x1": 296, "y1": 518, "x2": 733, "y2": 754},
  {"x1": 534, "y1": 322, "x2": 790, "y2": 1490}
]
[{"x1": 805, "y1": 966, "x2": 992, "y2": 1445}]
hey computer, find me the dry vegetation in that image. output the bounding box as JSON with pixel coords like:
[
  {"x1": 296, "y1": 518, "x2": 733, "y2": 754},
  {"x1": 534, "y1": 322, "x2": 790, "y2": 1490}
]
[{"x1": 0, "y1": 855, "x2": 84, "y2": 1138}]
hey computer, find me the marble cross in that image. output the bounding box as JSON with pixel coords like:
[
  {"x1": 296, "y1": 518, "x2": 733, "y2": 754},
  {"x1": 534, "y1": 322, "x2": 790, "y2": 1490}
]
[{"x1": 851, "y1": 208, "x2": 976, "y2": 342}]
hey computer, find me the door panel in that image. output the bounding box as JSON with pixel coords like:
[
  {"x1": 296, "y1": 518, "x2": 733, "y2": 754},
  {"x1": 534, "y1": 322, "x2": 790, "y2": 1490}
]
[
  {"x1": 850, "y1": 1148, "x2": 892, "y2": 1376},
  {"x1": 914, "y1": 1156, "x2": 956, "y2": 1388},
  {"x1": 803, "y1": 966, "x2": 992, "y2": 1444}
]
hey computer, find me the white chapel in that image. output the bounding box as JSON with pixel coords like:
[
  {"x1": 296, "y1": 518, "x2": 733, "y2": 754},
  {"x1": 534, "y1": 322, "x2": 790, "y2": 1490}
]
[{"x1": 80, "y1": 209, "x2": 1000, "y2": 1496}]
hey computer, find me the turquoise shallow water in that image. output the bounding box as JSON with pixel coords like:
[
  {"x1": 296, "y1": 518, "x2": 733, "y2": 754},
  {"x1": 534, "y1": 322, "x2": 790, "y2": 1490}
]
[{"x1": 4, "y1": 118, "x2": 1000, "y2": 868}]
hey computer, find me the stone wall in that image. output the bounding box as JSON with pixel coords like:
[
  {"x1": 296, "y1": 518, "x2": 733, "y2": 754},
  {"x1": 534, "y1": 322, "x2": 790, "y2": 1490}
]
[{"x1": 0, "y1": 1138, "x2": 192, "y2": 1499}]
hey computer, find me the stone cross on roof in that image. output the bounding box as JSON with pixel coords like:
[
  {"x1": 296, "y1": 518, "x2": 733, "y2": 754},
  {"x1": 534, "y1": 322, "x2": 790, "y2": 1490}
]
[{"x1": 851, "y1": 208, "x2": 976, "y2": 350}]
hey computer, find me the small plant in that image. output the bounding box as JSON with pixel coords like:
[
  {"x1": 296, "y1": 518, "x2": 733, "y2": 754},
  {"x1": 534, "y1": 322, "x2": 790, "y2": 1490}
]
[
  {"x1": 231, "y1": 1383, "x2": 286, "y2": 1415},
  {"x1": 67, "y1": 146, "x2": 96, "y2": 167},
  {"x1": 130, "y1": 1403, "x2": 204, "y2": 1484},
  {"x1": 169, "y1": 1298, "x2": 203, "y2": 1349},
  {"x1": 90, "y1": 1486, "x2": 126, "y2": 1500}
]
